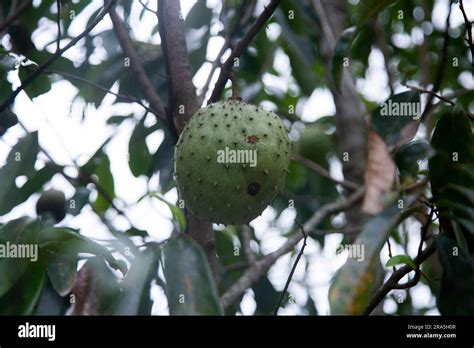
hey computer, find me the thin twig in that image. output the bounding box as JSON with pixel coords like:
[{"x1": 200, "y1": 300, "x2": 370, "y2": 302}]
[
  {"x1": 138, "y1": 0, "x2": 156, "y2": 14},
  {"x1": 291, "y1": 153, "x2": 359, "y2": 191},
  {"x1": 387, "y1": 238, "x2": 396, "y2": 272},
  {"x1": 403, "y1": 83, "x2": 455, "y2": 106},
  {"x1": 0, "y1": 0, "x2": 116, "y2": 113},
  {"x1": 372, "y1": 18, "x2": 394, "y2": 94},
  {"x1": 364, "y1": 242, "x2": 436, "y2": 315},
  {"x1": 198, "y1": 1, "x2": 254, "y2": 104},
  {"x1": 310, "y1": 226, "x2": 362, "y2": 236},
  {"x1": 55, "y1": 0, "x2": 61, "y2": 52},
  {"x1": 420, "y1": 0, "x2": 453, "y2": 121},
  {"x1": 44, "y1": 69, "x2": 156, "y2": 115},
  {"x1": 364, "y1": 210, "x2": 435, "y2": 315},
  {"x1": 14, "y1": 118, "x2": 135, "y2": 227},
  {"x1": 109, "y1": 7, "x2": 167, "y2": 122},
  {"x1": 459, "y1": 0, "x2": 474, "y2": 74},
  {"x1": 273, "y1": 221, "x2": 307, "y2": 315},
  {"x1": 207, "y1": 0, "x2": 281, "y2": 104},
  {"x1": 242, "y1": 225, "x2": 257, "y2": 265},
  {"x1": 220, "y1": 187, "x2": 365, "y2": 309}
]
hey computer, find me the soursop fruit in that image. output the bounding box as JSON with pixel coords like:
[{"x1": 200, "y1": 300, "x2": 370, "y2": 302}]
[{"x1": 174, "y1": 99, "x2": 291, "y2": 225}]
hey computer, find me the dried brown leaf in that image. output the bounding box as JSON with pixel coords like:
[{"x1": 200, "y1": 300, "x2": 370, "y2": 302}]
[{"x1": 363, "y1": 128, "x2": 396, "y2": 214}]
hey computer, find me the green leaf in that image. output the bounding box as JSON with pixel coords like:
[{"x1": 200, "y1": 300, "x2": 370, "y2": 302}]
[
  {"x1": 147, "y1": 193, "x2": 186, "y2": 232},
  {"x1": 185, "y1": 1, "x2": 212, "y2": 29},
  {"x1": 0, "y1": 217, "x2": 37, "y2": 296},
  {"x1": 34, "y1": 278, "x2": 70, "y2": 315},
  {"x1": 452, "y1": 221, "x2": 469, "y2": 259},
  {"x1": 47, "y1": 251, "x2": 77, "y2": 296},
  {"x1": 88, "y1": 152, "x2": 115, "y2": 214},
  {"x1": 429, "y1": 109, "x2": 474, "y2": 196},
  {"x1": 331, "y1": 27, "x2": 356, "y2": 91},
  {"x1": 162, "y1": 237, "x2": 223, "y2": 315},
  {"x1": 252, "y1": 276, "x2": 281, "y2": 315},
  {"x1": 107, "y1": 114, "x2": 133, "y2": 126},
  {"x1": 429, "y1": 109, "x2": 474, "y2": 240},
  {"x1": 0, "y1": 260, "x2": 46, "y2": 315},
  {"x1": 276, "y1": 9, "x2": 318, "y2": 95},
  {"x1": 353, "y1": 0, "x2": 398, "y2": 30},
  {"x1": 16, "y1": 163, "x2": 60, "y2": 206},
  {"x1": 113, "y1": 246, "x2": 160, "y2": 315},
  {"x1": 18, "y1": 64, "x2": 51, "y2": 99},
  {"x1": 0, "y1": 132, "x2": 39, "y2": 215},
  {"x1": 385, "y1": 254, "x2": 416, "y2": 270},
  {"x1": 69, "y1": 257, "x2": 122, "y2": 315},
  {"x1": 329, "y1": 197, "x2": 416, "y2": 314},
  {"x1": 372, "y1": 91, "x2": 420, "y2": 147},
  {"x1": 124, "y1": 227, "x2": 149, "y2": 238},
  {"x1": 67, "y1": 187, "x2": 91, "y2": 216},
  {"x1": 437, "y1": 234, "x2": 474, "y2": 315},
  {"x1": 151, "y1": 133, "x2": 175, "y2": 191},
  {"x1": 129, "y1": 117, "x2": 152, "y2": 177},
  {"x1": 0, "y1": 110, "x2": 18, "y2": 136},
  {"x1": 38, "y1": 227, "x2": 127, "y2": 275},
  {"x1": 394, "y1": 141, "x2": 433, "y2": 180}
]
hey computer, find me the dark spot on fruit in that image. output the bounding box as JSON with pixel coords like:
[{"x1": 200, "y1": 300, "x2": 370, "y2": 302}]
[
  {"x1": 247, "y1": 183, "x2": 261, "y2": 196},
  {"x1": 247, "y1": 135, "x2": 259, "y2": 144}
]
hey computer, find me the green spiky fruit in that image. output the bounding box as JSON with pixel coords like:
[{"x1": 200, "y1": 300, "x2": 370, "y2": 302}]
[{"x1": 174, "y1": 100, "x2": 291, "y2": 225}]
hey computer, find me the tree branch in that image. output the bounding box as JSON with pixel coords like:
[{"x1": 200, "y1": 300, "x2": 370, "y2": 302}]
[
  {"x1": 364, "y1": 210, "x2": 435, "y2": 315},
  {"x1": 207, "y1": 0, "x2": 281, "y2": 104},
  {"x1": 363, "y1": 242, "x2": 437, "y2": 315},
  {"x1": 0, "y1": 0, "x2": 116, "y2": 113},
  {"x1": 459, "y1": 0, "x2": 474, "y2": 73},
  {"x1": 291, "y1": 153, "x2": 359, "y2": 191},
  {"x1": 109, "y1": 7, "x2": 168, "y2": 124},
  {"x1": 312, "y1": 0, "x2": 368, "y2": 238},
  {"x1": 157, "y1": 0, "x2": 217, "y2": 280},
  {"x1": 220, "y1": 187, "x2": 365, "y2": 309},
  {"x1": 157, "y1": 0, "x2": 198, "y2": 130}
]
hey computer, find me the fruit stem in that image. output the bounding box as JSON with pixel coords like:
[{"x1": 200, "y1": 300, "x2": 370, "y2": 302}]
[{"x1": 229, "y1": 72, "x2": 241, "y2": 101}]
